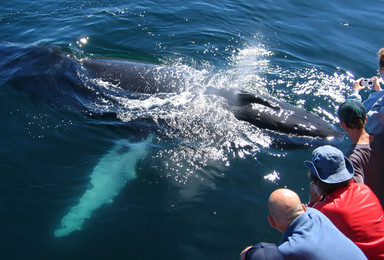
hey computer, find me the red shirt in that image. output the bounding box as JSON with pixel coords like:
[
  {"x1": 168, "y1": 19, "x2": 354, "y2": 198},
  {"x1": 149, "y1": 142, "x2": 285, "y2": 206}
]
[{"x1": 313, "y1": 182, "x2": 384, "y2": 259}]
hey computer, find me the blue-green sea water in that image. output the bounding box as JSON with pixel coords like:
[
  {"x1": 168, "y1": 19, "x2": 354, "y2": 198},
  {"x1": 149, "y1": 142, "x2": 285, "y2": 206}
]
[{"x1": 1, "y1": 1, "x2": 383, "y2": 259}]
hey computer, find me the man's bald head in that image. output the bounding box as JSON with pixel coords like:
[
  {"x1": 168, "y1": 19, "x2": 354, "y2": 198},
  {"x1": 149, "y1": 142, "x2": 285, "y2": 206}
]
[{"x1": 267, "y1": 189, "x2": 305, "y2": 233}]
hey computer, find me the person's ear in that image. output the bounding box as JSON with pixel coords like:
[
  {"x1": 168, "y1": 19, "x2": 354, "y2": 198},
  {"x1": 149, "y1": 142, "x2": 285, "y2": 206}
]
[
  {"x1": 301, "y1": 203, "x2": 306, "y2": 212},
  {"x1": 339, "y1": 121, "x2": 346, "y2": 129},
  {"x1": 268, "y1": 215, "x2": 275, "y2": 227}
]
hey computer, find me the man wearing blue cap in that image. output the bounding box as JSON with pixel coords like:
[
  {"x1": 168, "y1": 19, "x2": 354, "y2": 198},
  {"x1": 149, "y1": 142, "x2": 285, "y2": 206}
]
[
  {"x1": 306, "y1": 145, "x2": 384, "y2": 259},
  {"x1": 337, "y1": 99, "x2": 384, "y2": 204}
]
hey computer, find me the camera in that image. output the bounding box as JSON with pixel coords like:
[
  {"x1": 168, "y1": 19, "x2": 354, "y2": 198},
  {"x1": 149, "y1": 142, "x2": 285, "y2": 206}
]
[{"x1": 361, "y1": 78, "x2": 374, "y2": 88}]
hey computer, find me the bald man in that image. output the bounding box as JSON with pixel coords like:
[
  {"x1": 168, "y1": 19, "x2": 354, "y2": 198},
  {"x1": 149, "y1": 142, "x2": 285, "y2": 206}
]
[
  {"x1": 267, "y1": 189, "x2": 305, "y2": 234},
  {"x1": 241, "y1": 189, "x2": 366, "y2": 260}
]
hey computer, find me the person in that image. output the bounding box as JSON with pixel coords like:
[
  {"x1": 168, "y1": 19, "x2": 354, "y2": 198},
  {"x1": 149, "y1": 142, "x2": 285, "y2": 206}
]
[
  {"x1": 347, "y1": 47, "x2": 384, "y2": 136},
  {"x1": 241, "y1": 188, "x2": 366, "y2": 260},
  {"x1": 240, "y1": 242, "x2": 283, "y2": 260},
  {"x1": 337, "y1": 99, "x2": 384, "y2": 204},
  {"x1": 305, "y1": 145, "x2": 384, "y2": 259}
]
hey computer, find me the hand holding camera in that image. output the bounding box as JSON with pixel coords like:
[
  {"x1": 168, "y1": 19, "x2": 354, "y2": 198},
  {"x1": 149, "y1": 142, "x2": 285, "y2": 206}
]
[
  {"x1": 361, "y1": 78, "x2": 374, "y2": 89},
  {"x1": 353, "y1": 77, "x2": 382, "y2": 92}
]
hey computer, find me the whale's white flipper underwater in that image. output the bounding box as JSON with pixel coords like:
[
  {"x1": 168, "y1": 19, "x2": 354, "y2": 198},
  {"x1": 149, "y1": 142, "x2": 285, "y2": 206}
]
[{"x1": 54, "y1": 136, "x2": 153, "y2": 238}]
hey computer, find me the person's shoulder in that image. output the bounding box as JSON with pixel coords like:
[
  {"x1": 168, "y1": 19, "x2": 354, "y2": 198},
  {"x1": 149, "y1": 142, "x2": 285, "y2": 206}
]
[
  {"x1": 306, "y1": 207, "x2": 321, "y2": 215},
  {"x1": 306, "y1": 207, "x2": 336, "y2": 223},
  {"x1": 353, "y1": 143, "x2": 371, "y2": 150},
  {"x1": 311, "y1": 187, "x2": 350, "y2": 213},
  {"x1": 348, "y1": 182, "x2": 383, "y2": 206},
  {"x1": 352, "y1": 181, "x2": 371, "y2": 190},
  {"x1": 352, "y1": 181, "x2": 377, "y2": 193},
  {"x1": 348, "y1": 147, "x2": 370, "y2": 162},
  {"x1": 348, "y1": 145, "x2": 371, "y2": 174},
  {"x1": 311, "y1": 199, "x2": 334, "y2": 215}
]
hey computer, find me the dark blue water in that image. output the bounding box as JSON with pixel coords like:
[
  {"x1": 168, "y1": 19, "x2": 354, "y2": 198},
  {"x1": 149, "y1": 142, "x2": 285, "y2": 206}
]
[{"x1": 1, "y1": 1, "x2": 383, "y2": 259}]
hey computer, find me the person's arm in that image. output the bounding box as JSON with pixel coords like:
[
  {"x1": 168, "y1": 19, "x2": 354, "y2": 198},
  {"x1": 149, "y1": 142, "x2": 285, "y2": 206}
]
[
  {"x1": 372, "y1": 76, "x2": 383, "y2": 92},
  {"x1": 347, "y1": 78, "x2": 364, "y2": 101},
  {"x1": 350, "y1": 158, "x2": 365, "y2": 183}
]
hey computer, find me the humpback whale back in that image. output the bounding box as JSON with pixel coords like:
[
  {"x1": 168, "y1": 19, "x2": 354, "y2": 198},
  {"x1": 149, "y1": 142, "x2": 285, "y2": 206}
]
[
  {"x1": 2, "y1": 42, "x2": 343, "y2": 147},
  {"x1": 204, "y1": 87, "x2": 343, "y2": 142},
  {"x1": 231, "y1": 92, "x2": 342, "y2": 140},
  {"x1": 81, "y1": 58, "x2": 186, "y2": 94}
]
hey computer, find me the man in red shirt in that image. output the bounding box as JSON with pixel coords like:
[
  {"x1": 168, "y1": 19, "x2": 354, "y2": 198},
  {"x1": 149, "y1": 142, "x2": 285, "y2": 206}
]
[{"x1": 305, "y1": 145, "x2": 384, "y2": 259}]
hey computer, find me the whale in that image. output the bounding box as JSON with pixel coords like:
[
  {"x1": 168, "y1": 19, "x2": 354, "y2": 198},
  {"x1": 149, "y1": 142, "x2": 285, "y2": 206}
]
[
  {"x1": 1, "y1": 42, "x2": 343, "y2": 146},
  {"x1": 81, "y1": 57, "x2": 343, "y2": 144}
]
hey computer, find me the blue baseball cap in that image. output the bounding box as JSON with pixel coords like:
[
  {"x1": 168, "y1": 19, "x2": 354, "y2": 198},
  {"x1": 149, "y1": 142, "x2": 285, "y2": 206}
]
[{"x1": 304, "y1": 145, "x2": 354, "y2": 184}]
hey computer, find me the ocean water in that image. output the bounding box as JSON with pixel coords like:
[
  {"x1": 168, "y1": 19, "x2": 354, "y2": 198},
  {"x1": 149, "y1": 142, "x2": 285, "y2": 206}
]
[{"x1": 1, "y1": 1, "x2": 383, "y2": 259}]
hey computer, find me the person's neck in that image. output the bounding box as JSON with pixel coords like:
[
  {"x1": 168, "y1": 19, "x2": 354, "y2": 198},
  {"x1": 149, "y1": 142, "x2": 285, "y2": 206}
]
[
  {"x1": 280, "y1": 211, "x2": 304, "y2": 234},
  {"x1": 348, "y1": 128, "x2": 372, "y2": 144}
]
